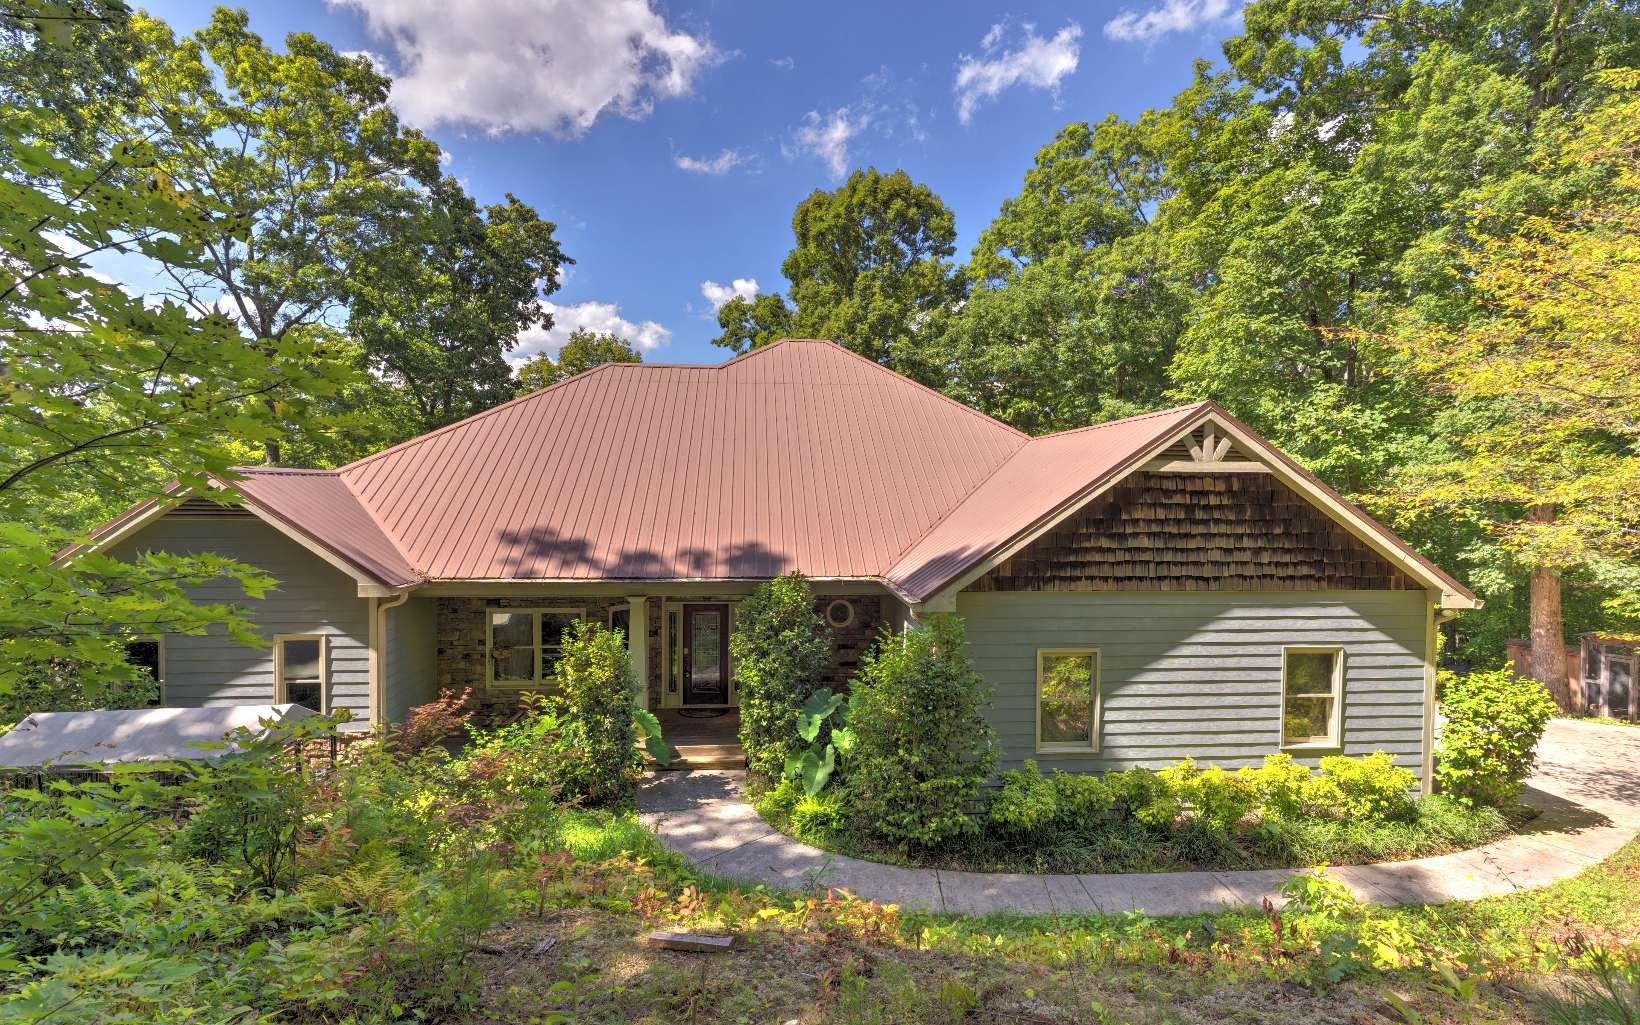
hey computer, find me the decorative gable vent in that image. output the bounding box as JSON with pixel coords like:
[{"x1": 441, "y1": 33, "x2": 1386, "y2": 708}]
[
  {"x1": 1143, "y1": 422, "x2": 1266, "y2": 472},
  {"x1": 167, "y1": 496, "x2": 253, "y2": 518}
]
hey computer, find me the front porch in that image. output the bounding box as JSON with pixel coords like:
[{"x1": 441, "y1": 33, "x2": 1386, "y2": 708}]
[{"x1": 652, "y1": 708, "x2": 744, "y2": 771}]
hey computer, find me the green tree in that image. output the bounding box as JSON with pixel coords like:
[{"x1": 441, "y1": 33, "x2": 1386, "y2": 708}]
[
  {"x1": 712, "y1": 168, "x2": 960, "y2": 375},
  {"x1": 514, "y1": 328, "x2": 642, "y2": 394},
  {"x1": 0, "y1": 3, "x2": 347, "y2": 700},
  {"x1": 845, "y1": 615, "x2": 996, "y2": 850},
  {"x1": 350, "y1": 180, "x2": 569, "y2": 429},
  {"x1": 730, "y1": 573, "x2": 833, "y2": 780},
  {"x1": 126, "y1": 8, "x2": 443, "y2": 463},
  {"x1": 945, "y1": 117, "x2": 1183, "y2": 432}
]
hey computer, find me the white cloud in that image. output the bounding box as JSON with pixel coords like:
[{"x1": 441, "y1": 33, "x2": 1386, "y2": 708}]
[
  {"x1": 784, "y1": 106, "x2": 871, "y2": 180},
  {"x1": 954, "y1": 22, "x2": 1082, "y2": 125},
  {"x1": 769, "y1": 55, "x2": 795, "y2": 70},
  {"x1": 328, "y1": 0, "x2": 718, "y2": 136},
  {"x1": 673, "y1": 148, "x2": 750, "y2": 175},
  {"x1": 699, "y1": 278, "x2": 758, "y2": 311},
  {"x1": 1103, "y1": 0, "x2": 1238, "y2": 43},
  {"x1": 511, "y1": 300, "x2": 671, "y2": 366}
]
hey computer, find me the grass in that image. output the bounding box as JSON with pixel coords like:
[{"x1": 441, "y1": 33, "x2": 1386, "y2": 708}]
[
  {"x1": 453, "y1": 810, "x2": 1640, "y2": 1024},
  {"x1": 754, "y1": 788, "x2": 1526, "y2": 875}
]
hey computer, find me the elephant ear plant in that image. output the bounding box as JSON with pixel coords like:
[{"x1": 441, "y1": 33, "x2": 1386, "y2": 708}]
[
  {"x1": 785, "y1": 688, "x2": 855, "y2": 795},
  {"x1": 633, "y1": 708, "x2": 669, "y2": 768}
]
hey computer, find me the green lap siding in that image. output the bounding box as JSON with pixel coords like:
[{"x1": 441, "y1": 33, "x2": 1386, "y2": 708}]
[
  {"x1": 957, "y1": 590, "x2": 1431, "y2": 778},
  {"x1": 107, "y1": 516, "x2": 374, "y2": 730}
]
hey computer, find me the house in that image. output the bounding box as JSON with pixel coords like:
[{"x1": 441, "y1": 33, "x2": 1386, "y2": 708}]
[
  {"x1": 70, "y1": 338, "x2": 1477, "y2": 787},
  {"x1": 1510, "y1": 634, "x2": 1635, "y2": 719}
]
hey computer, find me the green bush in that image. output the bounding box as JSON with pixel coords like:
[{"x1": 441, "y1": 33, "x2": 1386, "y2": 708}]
[
  {"x1": 1159, "y1": 757, "x2": 1259, "y2": 831},
  {"x1": 789, "y1": 792, "x2": 847, "y2": 846},
  {"x1": 845, "y1": 614, "x2": 997, "y2": 850},
  {"x1": 731, "y1": 573, "x2": 834, "y2": 779},
  {"x1": 1104, "y1": 767, "x2": 1182, "y2": 829},
  {"x1": 1237, "y1": 753, "x2": 1311, "y2": 820},
  {"x1": 989, "y1": 760, "x2": 1059, "y2": 834},
  {"x1": 543, "y1": 620, "x2": 642, "y2": 806},
  {"x1": 1050, "y1": 769, "x2": 1114, "y2": 824},
  {"x1": 1436, "y1": 668, "x2": 1557, "y2": 807},
  {"x1": 1316, "y1": 752, "x2": 1416, "y2": 821}
]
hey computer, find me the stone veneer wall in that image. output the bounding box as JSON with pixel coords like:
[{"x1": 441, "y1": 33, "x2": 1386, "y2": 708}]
[{"x1": 436, "y1": 591, "x2": 887, "y2": 714}]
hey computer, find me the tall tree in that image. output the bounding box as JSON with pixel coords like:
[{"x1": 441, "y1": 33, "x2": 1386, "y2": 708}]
[
  {"x1": 711, "y1": 168, "x2": 960, "y2": 376},
  {"x1": 515, "y1": 329, "x2": 642, "y2": 394},
  {"x1": 349, "y1": 180, "x2": 568, "y2": 429},
  {"x1": 1389, "y1": 69, "x2": 1640, "y2": 694},
  {"x1": 944, "y1": 117, "x2": 1183, "y2": 433},
  {"x1": 0, "y1": 1, "x2": 349, "y2": 700},
  {"x1": 127, "y1": 7, "x2": 443, "y2": 462}
]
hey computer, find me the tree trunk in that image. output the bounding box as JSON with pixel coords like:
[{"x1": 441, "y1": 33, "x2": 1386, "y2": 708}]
[
  {"x1": 1528, "y1": 504, "x2": 1569, "y2": 704},
  {"x1": 264, "y1": 396, "x2": 281, "y2": 466}
]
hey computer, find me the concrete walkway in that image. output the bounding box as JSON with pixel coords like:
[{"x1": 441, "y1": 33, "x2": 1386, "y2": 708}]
[{"x1": 636, "y1": 720, "x2": 1640, "y2": 916}]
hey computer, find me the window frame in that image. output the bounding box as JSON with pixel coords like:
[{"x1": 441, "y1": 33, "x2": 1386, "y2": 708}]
[
  {"x1": 124, "y1": 636, "x2": 165, "y2": 708},
  {"x1": 824, "y1": 599, "x2": 856, "y2": 629},
  {"x1": 1035, "y1": 647, "x2": 1101, "y2": 755},
  {"x1": 485, "y1": 607, "x2": 585, "y2": 690},
  {"x1": 273, "y1": 633, "x2": 327, "y2": 713},
  {"x1": 1280, "y1": 645, "x2": 1345, "y2": 751}
]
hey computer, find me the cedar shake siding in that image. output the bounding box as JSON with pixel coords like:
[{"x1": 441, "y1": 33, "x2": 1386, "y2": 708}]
[
  {"x1": 968, "y1": 472, "x2": 1421, "y2": 593},
  {"x1": 958, "y1": 590, "x2": 1431, "y2": 778},
  {"x1": 105, "y1": 511, "x2": 374, "y2": 729}
]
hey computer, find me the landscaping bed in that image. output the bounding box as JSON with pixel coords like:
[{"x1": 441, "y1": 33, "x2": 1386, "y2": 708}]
[{"x1": 751, "y1": 773, "x2": 1532, "y2": 875}]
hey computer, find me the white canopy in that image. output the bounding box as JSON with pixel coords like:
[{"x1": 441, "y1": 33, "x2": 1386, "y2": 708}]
[{"x1": 0, "y1": 704, "x2": 317, "y2": 770}]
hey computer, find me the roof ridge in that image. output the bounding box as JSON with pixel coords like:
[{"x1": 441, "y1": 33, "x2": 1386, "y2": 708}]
[
  {"x1": 1032, "y1": 401, "x2": 1214, "y2": 440},
  {"x1": 767, "y1": 338, "x2": 1032, "y2": 440},
  {"x1": 231, "y1": 466, "x2": 342, "y2": 476}
]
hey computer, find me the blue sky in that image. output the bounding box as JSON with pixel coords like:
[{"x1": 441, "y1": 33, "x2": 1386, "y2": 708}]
[{"x1": 137, "y1": 0, "x2": 1242, "y2": 366}]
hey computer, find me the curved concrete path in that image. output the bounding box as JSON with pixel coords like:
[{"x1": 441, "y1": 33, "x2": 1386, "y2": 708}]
[{"x1": 637, "y1": 720, "x2": 1640, "y2": 916}]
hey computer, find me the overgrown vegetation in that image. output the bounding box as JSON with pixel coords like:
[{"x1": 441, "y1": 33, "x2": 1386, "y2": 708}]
[
  {"x1": 732, "y1": 573, "x2": 834, "y2": 780},
  {"x1": 1436, "y1": 668, "x2": 1559, "y2": 808}
]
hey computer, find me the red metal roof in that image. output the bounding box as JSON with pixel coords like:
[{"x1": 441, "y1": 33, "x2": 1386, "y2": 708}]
[{"x1": 79, "y1": 339, "x2": 1475, "y2": 604}]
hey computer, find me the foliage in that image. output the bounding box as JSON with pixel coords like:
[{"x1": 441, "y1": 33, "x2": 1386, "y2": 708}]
[
  {"x1": 515, "y1": 328, "x2": 642, "y2": 394},
  {"x1": 1314, "y1": 752, "x2": 1417, "y2": 822},
  {"x1": 543, "y1": 620, "x2": 642, "y2": 806},
  {"x1": 1104, "y1": 767, "x2": 1182, "y2": 830},
  {"x1": 989, "y1": 761, "x2": 1059, "y2": 835},
  {"x1": 731, "y1": 573, "x2": 833, "y2": 780},
  {"x1": 1436, "y1": 667, "x2": 1558, "y2": 807},
  {"x1": 1158, "y1": 757, "x2": 1261, "y2": 831},
  {"x1": 712, "y1": 168, "x2": 961, "y2": 377},
  {"x1": 784, "y1": 687, "x2": 854, "y2": 795},
  {"x1": 0, "y1": 4, "x2": 346, "y2": 705},
  {"x1": 788, "y1": 792, "x2": 847, "y2": 847},
  {"x1": 394, "y1": 686, "x2": 474, "y2": 755},
  {"x1": 845, "y1": 614, "x2": 996, "y2": 850},
  {"x1": 1237, "y1": 753, "x2": 1313, "y2": 820},
  {"x1": 1051, "y1": 768, "x2": 1115, "y2": 822},
  {"x1": 348, "y1": 182, "x2": 568, "y2": 430}
]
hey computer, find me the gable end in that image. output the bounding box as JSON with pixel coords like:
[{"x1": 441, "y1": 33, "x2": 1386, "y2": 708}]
[{"x1": 965, "y1": 470, "x2": 1420, "y2": 593}]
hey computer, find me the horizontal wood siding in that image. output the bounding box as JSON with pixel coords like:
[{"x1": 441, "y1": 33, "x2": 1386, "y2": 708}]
[
  {"x1": 385, "y1": 596, "x2": 439, "y2": 724},
  {"x1": 107, "y1": 515, "x2": 372, "y2": 730},
  {"x1": 957, "y1": 590, "x2": 1430, "y2": 778}
]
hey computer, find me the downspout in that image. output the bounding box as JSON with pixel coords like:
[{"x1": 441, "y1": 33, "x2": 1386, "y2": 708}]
[{"x1": 371, "y1": 590, "x2": 411, "y2": 731}]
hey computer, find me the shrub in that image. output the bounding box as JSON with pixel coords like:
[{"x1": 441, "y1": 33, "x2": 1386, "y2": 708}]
[
  {"x1": 789, "y1": 792, "x2": 847, "y2": 846},
  {"x1": 1162, "y1": 758, "x2": 1259, "y2": 831},
  {"x1": 1436, "y1": 668, "x2": 1557, "y2": 807},
  {"x1": 1104, "y1": 767, "x2": 1181, "y2": 830},
  {"x1": 1238, "y1": 753, "x2": 1311, "y2": 820},
  {"x1": 545, "y1": 620, "x2": 641, "y2": 806},
  {"x1": 759, "y1": 775, "x2": 806, "y2": 817},
  {"x1": 1050, "y1": 770, "x2": 1114, "y2": 825},
  {"x1": 989, "y1": 760, "x2": 1058, "y2": 834},
  {"x1": 845, "y1": 614, "x2": 996, "y2": 849},
  {"x1": 731, "y1": 573, "x2": 834, "y2": 779},
  {"x1": 1317, "y1": 751, "x2": 1416, "y2": 821},
  {"x1": 396, "y1": 686, "x2": 473, "y2": 755}
]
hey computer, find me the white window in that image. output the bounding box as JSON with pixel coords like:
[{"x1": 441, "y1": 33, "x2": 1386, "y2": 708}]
[
  {"x1": 275, "y1": 635, "x2": 326, "y2": 713},
  {"x1": 487, "y1": 608, "x2": 584, "y2": 689},
  {"x1": 1036, "y1": 649, "x2": 1100, "y2": 753},
  {"x1": 1282, "y1": 647, "x2": 1343, "y2": 749}
]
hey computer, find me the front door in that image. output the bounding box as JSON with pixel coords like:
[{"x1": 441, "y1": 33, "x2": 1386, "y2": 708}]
[
  {"x1": 682, "y1": 603, "x2": 730, "y2": 705},
  {"x1": 1610, "y1": 657, "x2": 1634, "y2": 720}
]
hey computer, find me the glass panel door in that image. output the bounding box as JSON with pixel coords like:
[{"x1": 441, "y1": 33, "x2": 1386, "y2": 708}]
[{"x1": 682, "y1": 604, "x2": 728, "y2": 705}]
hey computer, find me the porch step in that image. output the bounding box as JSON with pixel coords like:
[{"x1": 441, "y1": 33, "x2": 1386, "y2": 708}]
[{"x1": 651, "y1": 742, "x2": 746, "y2": 771}]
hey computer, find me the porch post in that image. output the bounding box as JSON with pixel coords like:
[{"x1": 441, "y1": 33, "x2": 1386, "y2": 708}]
[{"x1": 626, "y1": 596, "x2": 648, "y2": 709}]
